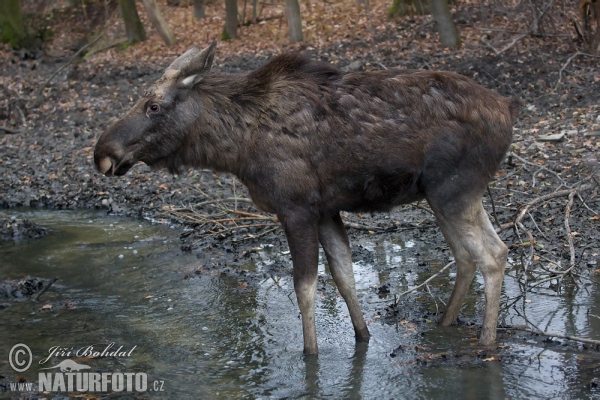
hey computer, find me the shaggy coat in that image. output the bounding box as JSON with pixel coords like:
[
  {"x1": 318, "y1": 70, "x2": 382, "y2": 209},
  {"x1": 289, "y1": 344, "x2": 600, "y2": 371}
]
[{"x1": 95, "y1": 42, "x2": 519, "y2": 354}]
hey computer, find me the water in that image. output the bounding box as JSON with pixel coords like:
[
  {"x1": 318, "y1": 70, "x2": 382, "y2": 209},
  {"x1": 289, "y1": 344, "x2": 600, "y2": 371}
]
[{"x1": 1, "y1": 209, "x2": 599, "y2": 399}]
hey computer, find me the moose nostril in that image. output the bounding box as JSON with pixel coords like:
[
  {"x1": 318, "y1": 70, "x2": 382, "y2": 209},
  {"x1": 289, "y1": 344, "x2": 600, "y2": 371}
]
[{"x1": 97, "y1": 157, "x2": 114, "y2": 176}]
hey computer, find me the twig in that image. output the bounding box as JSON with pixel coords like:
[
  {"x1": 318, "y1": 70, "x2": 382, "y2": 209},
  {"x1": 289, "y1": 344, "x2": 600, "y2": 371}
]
[
  {"x1": 425, "y1": 283, "x2": 439, "y2": 315},
  {"x1": 516, "y1": 221, "x2": 535, "y2": 287},
  {"x1": 414, "y1": 203, "x2": 434, "y2": 216},
  {"x1": 554, "y1": 52, "x2": 600, "y2": 91},
  {"x1": 528, "y1": 211, "x2": 550, "y2": 241},
  {"x1": 33, "y1": 34, "x2": 103, "y2": 107},
  {"x1": 171, "y1": 198, "x2": 254, "y2": 210},
  {"x1": 369, "y1": 260, "x2": 455, "y2": 304},
  {"x1": 373, "y1": 61, "x2": 388, "y2": 70},
  {"x1": 482, "y1": 0, "x2": 553, "y2": 55},
  {"x1": 343, "y1": 221, "x2": 435, "y2": 232},
  {"x1": 238, "y1": 225, "x2": 279, "y2": 240},
  {"x1": 397, "y1": 261, "x2": 455, "y2": 298},
  {"x1": 32, "y1": 278, "x2": 58, "y2": 302},
  {"x1": 509, "y1": 152, "x2": 567, "y2": 187},
  {"x1": 344, "y1": 221, "x2": 383, "y2": 231},
  {"x1": 487, "y1": 186, "x2": 501, "y2": 228},
  {"x1": 562, "y1": 190, "x2": 576, "y2": 276},
  {"x1": 483, "y1": 32, "x2": 528, "y2": 56},
  {"x1": 193, "y1": 223, "x2": 279, "y2": 241},
  {"x1": 0, "y1": 126, "x2": 22, "y2": 134},
  {"x1": 507, "y1": 325, "x2": 600, "y2": 346},
  {"x1": 496, "y1": 188, "x2": 575, "y2": 233}
]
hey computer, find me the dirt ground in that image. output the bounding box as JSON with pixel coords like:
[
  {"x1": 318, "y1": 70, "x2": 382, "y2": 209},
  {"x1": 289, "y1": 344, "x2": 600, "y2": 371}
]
[{"x1": 0, "y1": 0, "x2": 599, "y2": 349}]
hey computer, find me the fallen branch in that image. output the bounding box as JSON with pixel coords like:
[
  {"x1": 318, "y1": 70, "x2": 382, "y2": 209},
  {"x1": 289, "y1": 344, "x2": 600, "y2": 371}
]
[
  {"x1": 0, "y1": 126, "x2": 22, "y2": 134},
  {"x1": 505, "y1": 325, "x2": 600, "y2": 346},
  {"x1": 32, "y1": 35, "x2": 103, "y2": 107},
  {"x1": 482, "y1": 32, "x2": 528, "y2": 56},
  {"x1": 496, "y1": 189, "x2": 575, "y2": 233},
  {"x1": 33, "y1": 278, "x2": 58, "y2": 302},
  {"x1": 344, "y1": 221, "x2": 436, "y2": 232},
  {"x1": 515, "y1": 221, "x2": 535, "y2": 287},
  {"x1": 368, "y1": 260, "x2": 455, "y2": 304},
  {"x1": 508, "y1": 152, "x2": 567, "y2": 187},
  {"x1": 554, "y1": 52, "x2": 600, "y2": 91},
  {"x1": 562, "y1": 190, "x2": 576, "y2": 276},
  {"x1": 396, "y1": 261, "x2": 455, "y2": 299}
]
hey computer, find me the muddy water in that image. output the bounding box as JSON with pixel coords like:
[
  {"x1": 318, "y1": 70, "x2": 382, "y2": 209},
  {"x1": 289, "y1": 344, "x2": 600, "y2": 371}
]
[{"x1": 1, "y1": 209, "x2": 599, "y2": 399}]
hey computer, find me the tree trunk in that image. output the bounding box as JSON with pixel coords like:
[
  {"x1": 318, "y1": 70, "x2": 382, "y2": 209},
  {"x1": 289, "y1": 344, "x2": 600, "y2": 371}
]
[
  {"x1": 119, "y1": 0, "x2": 146, "y2": 44},
  {"x1": 0, "y1": 0, "x2": 28, "y2": 48},
  {"x1": 142, "y1": 0, "x2": 176, "y2": 45},
  {"x1": 589, "y1": 0, "x2": 600, "y2": 54},
  {"x1": 430, "y1": 0, "x2": 460, "y2": 47},
  {"x1": 284, "y1": 0, "x2": 303, "y2": 43},
  {"x1": 251, "y1": 0, "x2": 258, "y2": 22},
  {"x1": 194, "y1": 0, "x2": 205, "y2": 18},
  {"x1": 223, "y1": 0, "x2": 237, "y2": 40}
]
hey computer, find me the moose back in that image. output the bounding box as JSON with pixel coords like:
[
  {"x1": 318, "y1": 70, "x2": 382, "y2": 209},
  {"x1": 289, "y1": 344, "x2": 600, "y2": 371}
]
[{"x1": 94, "y1": 41, "x2": 519, "y2": 354}]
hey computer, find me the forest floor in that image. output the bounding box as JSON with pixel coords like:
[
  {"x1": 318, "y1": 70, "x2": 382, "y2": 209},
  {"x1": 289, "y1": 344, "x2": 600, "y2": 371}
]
[{"x1": 0, "y1": 0, "x2": 599, "y2": 350}]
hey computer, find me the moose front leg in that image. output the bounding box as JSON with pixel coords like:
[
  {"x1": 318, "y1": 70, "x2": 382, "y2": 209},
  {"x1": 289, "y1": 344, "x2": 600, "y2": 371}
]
[
  {"x1": 318, "y1": 213, "x2": 370, "y2": 341},
  {"x1": 281, "y1": 211, "x2": 320, "y2": 355}
]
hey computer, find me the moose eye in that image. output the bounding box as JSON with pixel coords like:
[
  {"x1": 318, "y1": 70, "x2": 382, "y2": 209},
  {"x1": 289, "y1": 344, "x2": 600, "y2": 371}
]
[{"x1": 146, "y1": 103, "x2": 160, "y2": 115}]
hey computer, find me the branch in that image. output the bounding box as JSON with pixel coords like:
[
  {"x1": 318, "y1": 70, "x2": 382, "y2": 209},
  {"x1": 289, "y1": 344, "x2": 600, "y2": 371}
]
[
  {"x1": 562, "y1": 190, "x2": 576, "y2": 275},
  {"x1": 496, "y1": 189, "x2": 575, "y2": 233},
  {"x1": 554, "y1": 52, "x2": 600, "y2": 91},
  {"x1": 32, "y1": 278, "x2": 58, "y2": 302},
  {"x1": 482, "y1": 32, "x2": 528, "y2": 56},
  {"x1": 396, "y1": 261, "x2": 455, "y2": 298},
  {"x1": 0, "y1": 126, "x2": 22, "y2": 134},
  {"x1": 481, "y1": 0, "x2": 554, "y2": 55},
  {"x1": 32, "y1": 34, "x2": 103, "y2": 107},
  {"x1": 506, "y1": 325, "x2": 600, "y2": 346}
]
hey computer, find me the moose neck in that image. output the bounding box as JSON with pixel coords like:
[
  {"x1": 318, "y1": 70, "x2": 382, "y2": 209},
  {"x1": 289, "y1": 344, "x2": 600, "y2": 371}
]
[{"x1": 181, "y1": 71, "x2": 260, "y2": 176}]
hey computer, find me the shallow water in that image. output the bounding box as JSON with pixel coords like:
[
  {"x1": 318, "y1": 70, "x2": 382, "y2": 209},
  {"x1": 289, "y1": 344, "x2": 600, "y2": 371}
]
[{"x1": 1, "y1": 209, "x2": 599, "y2": 399}]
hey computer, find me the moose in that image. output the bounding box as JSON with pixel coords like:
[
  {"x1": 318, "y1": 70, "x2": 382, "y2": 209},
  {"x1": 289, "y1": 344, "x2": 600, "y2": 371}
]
[{"x1": 94, "y1": 41, "x2": 519, "y2": 355}]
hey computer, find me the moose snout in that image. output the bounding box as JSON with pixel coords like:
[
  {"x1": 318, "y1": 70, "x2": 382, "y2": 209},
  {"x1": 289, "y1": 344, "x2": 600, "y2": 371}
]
[
  {"x1": 94, "y1": 150, "x2": 135, "y2": 177},
  {"x1": 95, "y1": 155, "x2": 115, "y2": 176},
  {"x1": 94, "y1": 123, "x2": 135, "y2": 176}
]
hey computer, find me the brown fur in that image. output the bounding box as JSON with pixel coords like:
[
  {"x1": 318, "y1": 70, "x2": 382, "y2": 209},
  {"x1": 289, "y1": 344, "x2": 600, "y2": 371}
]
[{"x1": 94, "y1": 42, "x2": 519, "y2": 354}]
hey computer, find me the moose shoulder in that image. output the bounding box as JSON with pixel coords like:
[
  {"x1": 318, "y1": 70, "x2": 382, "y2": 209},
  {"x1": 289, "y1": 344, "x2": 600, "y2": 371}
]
[{"x1": 94, "y1": 41, "x2": 519, "y2": 355}]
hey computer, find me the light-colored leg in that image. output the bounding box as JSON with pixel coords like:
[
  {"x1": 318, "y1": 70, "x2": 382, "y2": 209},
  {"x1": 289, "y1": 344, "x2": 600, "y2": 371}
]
[
  {"x1": 281, "y1": 211, "x2": 320, "y2": 354},
  {"x1": 437, "y1": 227, "x2": 478, "y2": 327},
  {"x1": 318, "y1": 214, "x2": 370, "y2": 341},
  {"x1": 431, "y1": 201, "x2": 508, "y2": 345}
]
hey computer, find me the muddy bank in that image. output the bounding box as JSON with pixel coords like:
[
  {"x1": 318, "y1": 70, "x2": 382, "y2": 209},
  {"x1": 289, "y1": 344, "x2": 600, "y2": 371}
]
[
  {"x1": 0, "y1": 21, "x2": 598, "y2": 219},
  {"x1": 1, "y1": 218, "x2": 47, "y2": 241}
]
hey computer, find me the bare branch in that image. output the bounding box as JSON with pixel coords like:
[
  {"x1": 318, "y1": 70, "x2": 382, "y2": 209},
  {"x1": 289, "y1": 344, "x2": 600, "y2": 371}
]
[
  {"x1": 506, "y1": 325, "x2": 600, "y2": 346},
  {"x1": 555, "y1": 52, "x2": 600, "y2": 91}
]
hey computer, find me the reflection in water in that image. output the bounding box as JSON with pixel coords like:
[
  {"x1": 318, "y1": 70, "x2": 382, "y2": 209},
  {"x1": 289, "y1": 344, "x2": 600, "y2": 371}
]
[{"x1": 0, "y1": 209, "x2": 599, "y2": 398}]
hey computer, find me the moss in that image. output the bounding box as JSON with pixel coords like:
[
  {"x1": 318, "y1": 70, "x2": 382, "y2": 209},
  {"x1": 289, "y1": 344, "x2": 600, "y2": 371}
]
[
  {"x1": 387, "y1": 0, "x2": 430, "y2": 18},
  {"x1": 40, "y1": 28, "x2": 53, "y2": 41},
  {"x1": 221, "y1": 27, "x2": 231, "y2": 41},
  {"x1": 387, "y1": 0, "x2": 403, "y2": 18},
  {"x1": 117, "y1": 41, "x2": 133, "y2": 51},
  {"x1": 0, "y1": 0, "x2": 28, "y2": 48}
]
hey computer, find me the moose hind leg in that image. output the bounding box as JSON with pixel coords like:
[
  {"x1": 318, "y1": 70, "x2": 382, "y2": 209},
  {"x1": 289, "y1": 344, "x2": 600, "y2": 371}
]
[
  {"x1": 318, "y1": 214, "x2": 370, "y2": 341},
  {"x1": 431, "y1": 201, "x2": 508, "y2": 346},
  {"x1": 436, "y1": 222, "x2": 478, "y2": 327}
]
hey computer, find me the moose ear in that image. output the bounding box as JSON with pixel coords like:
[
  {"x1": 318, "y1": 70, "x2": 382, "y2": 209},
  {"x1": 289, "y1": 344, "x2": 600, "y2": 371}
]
[{"x1": 171, "y1": 41, "x2": 217, "y2": 87}]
